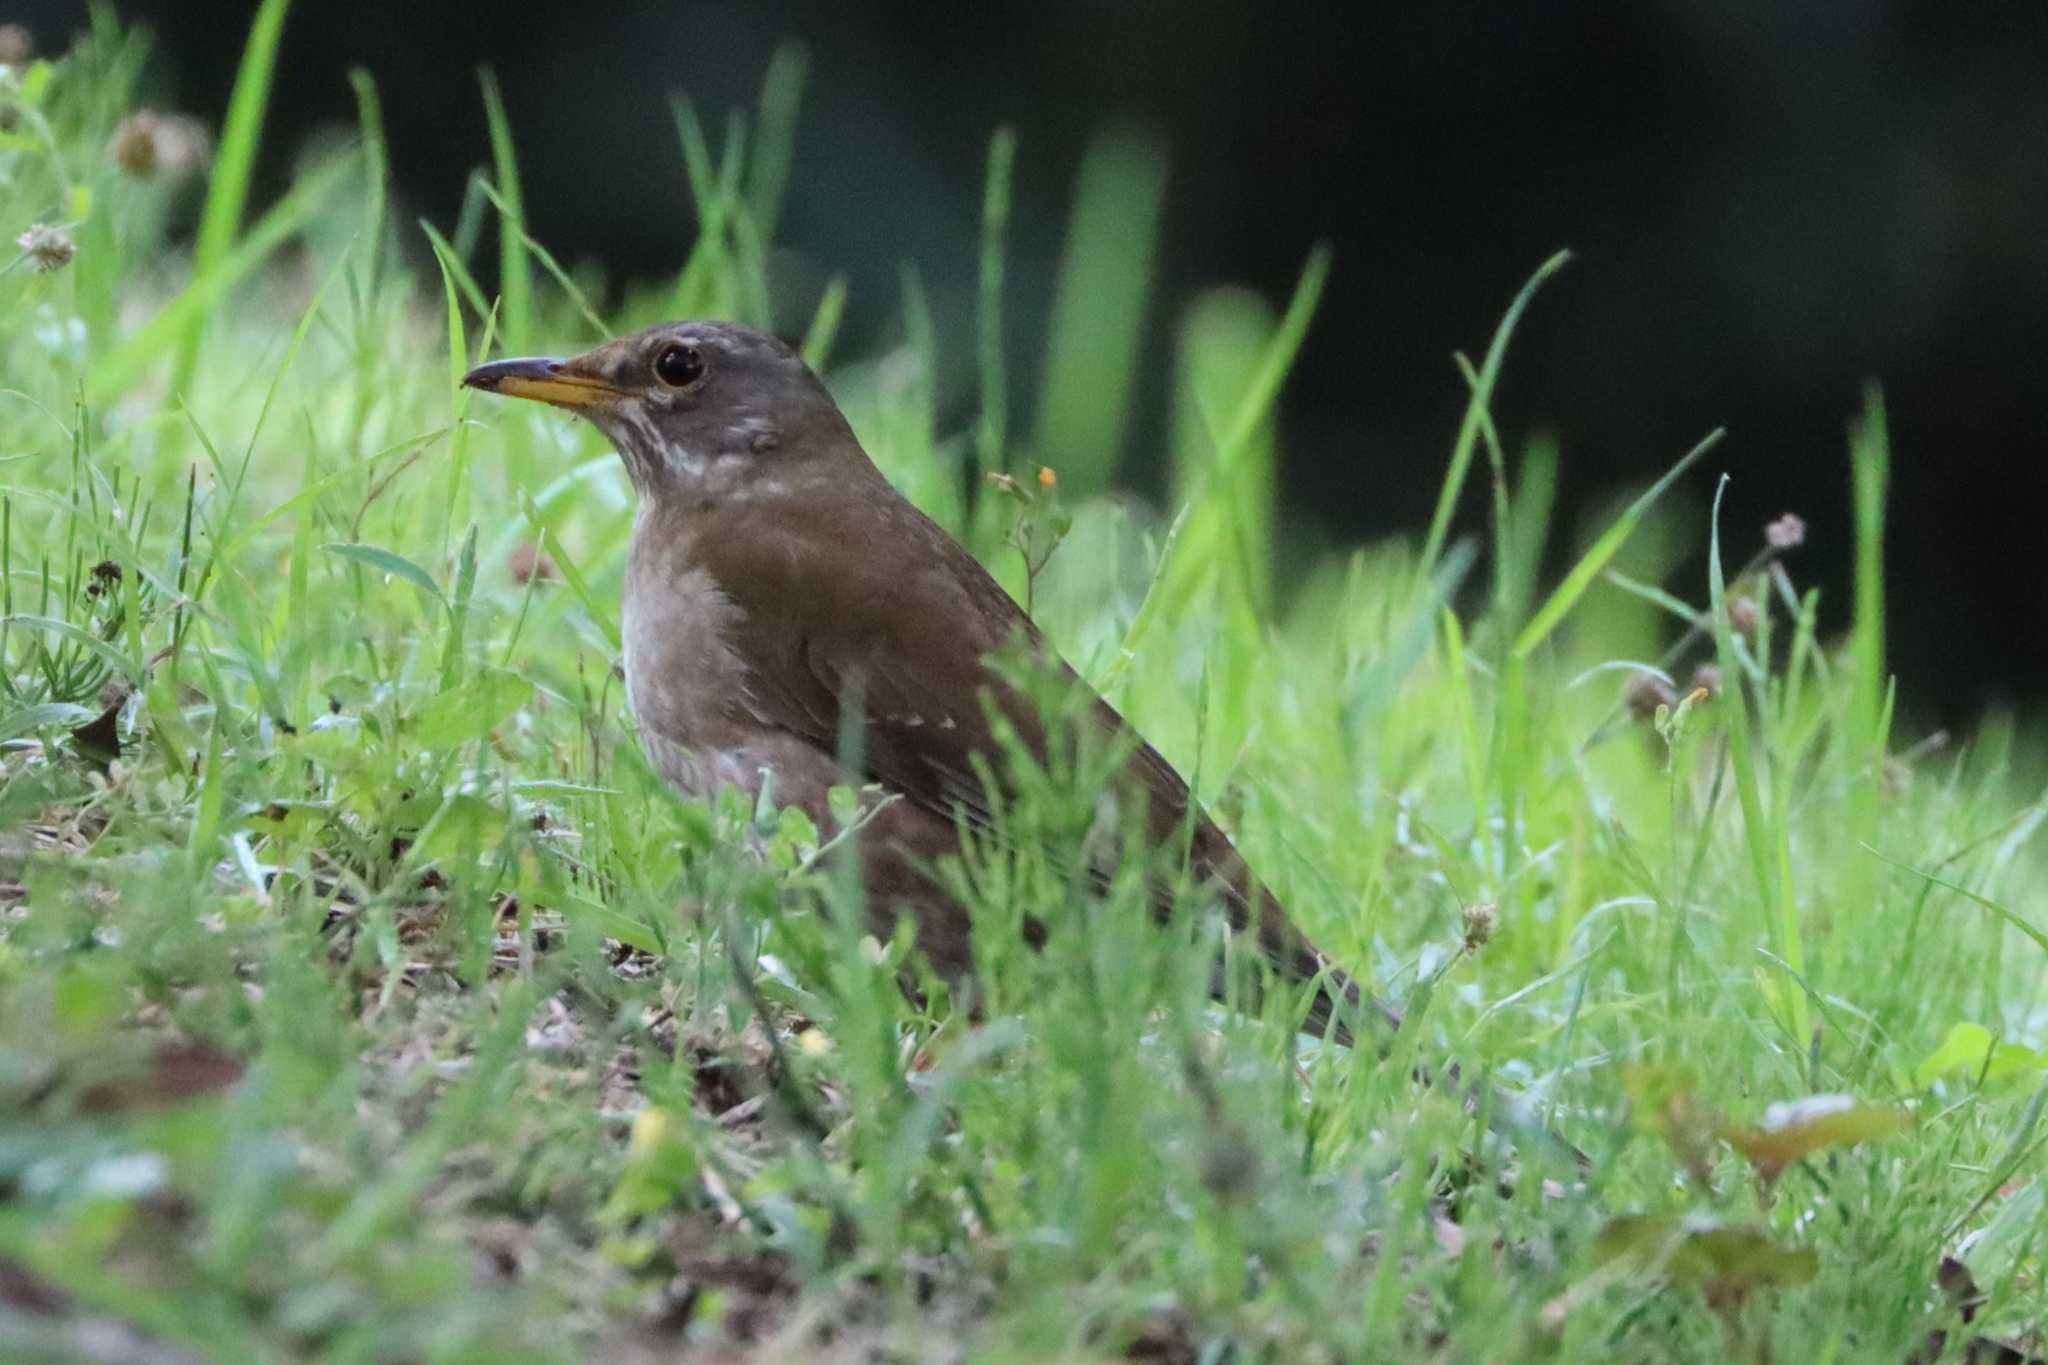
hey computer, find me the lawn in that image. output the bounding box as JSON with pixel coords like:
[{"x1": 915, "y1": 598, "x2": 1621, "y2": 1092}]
[{"x1": 3, "y1": 13, "x2": 2044, "y2": 1363}]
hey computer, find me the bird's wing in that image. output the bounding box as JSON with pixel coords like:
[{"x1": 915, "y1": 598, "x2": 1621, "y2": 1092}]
[
  {"x1": 690, "y1": 487, "x2": 1362, "y2": 1014},
  {"x1": 694, "y1": 487, "x2": 1094, "y2": 837}
]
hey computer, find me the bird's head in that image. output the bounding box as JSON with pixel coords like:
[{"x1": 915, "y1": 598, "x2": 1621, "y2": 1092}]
[{"x1": 463, "y1": 321, "x2": 853, "y2": 499}]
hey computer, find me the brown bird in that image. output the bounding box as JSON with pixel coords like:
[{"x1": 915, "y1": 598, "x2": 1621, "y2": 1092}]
[{"x1": 465, "y1": 322, "x2": 1400, "y2": 1045}]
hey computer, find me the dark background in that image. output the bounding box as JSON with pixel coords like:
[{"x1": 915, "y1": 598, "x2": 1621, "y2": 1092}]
[{"x1": 13, "y1": 1, "x2": 2048, "y2": 724}]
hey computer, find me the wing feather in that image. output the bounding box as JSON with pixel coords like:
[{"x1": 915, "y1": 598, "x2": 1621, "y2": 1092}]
[{"x1": 689, "y1": 484, "x2": 1387, "y2": 1035}]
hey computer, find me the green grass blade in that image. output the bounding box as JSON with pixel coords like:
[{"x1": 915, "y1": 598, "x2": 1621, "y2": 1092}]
[
  {"x1": 348, "y1": 68, "x2": 390, "y2": 285},
  {"x1": 240, "y1": 249, "x2": 349, "y2": 493},
  {"x1": 1709, "y1": 472, "x2": 1808, "y2": 1041},
  {"x1": 1865, "y1": 844, "x2": 2048, "y2": 960},
  {"x1": 0, "y1": 700, "x2": 96, "y2": 742},
  {"x1": 1451, "y1": 351, "x2": 1515, "y2": 619},
  {"x1": 0, "y1": 614, "x2": 144, "y2": 685},
  {"x1": 799, "y1": 275, "x2": 847, "y2": 371},
  {"x1": 1171, "y1": 286, "x2": 1280, "y2": 618},
  {"x1": 87, "y1": 155, "x2": 353, "y2": 404},
  {"x1": 230, "y1": 425, "x2": 457, "y2": 551},
  {"x1": 1034, "y1": 122, "x2": 1168, "y2": 499},
  {"x1": 1839, "y1": 386, "x2": 1892, "y2": 953},
  {"x1": 1506, "y1": 433, "x2": 1559, "y2": 627},
  {"x1": 440, "y1": 524, "x2": 479, "y2": 692},
  {"x1": 420, "y1": 221, "x2": 479, "y2": 538},
  {"x1": 1099, "y1": 499, "x2": 1194, "y2": 693},
  {"x1": 543, "y1": 527, "x2": 622, "y2": 655},
  {"x1": 420, "y1": 219, "x2": 493, "y2": 325},
  {"x1": 1603, "y1": 568, "x2": 1700, "y2": 624},
  {"x1": 746, "y1": 44, "x2": 807, "y2": 242},
  {"x1": 1417, "y1": 249, "x2": 1571, "y2": 582},
  {"x1": 322, "y1": 542, "x2": 447, "y2": 609},
  {"x1": 423, "y1": 228, "x2": 472, "y2": 399},
  {"x1": 169, "y1": 0, "x2": 291, "y2": 397},
  {"x1": 1220, "y1": 241, "x2": 1331, "y2": 459},
  {"x1": 1513, "y1": 428, "x2": 1721, "y2": 659},
  {"x1": 977, "y1": 126, "x2": 1016, "y2": 478},
  {"x1": 480, "y1": 68, "x2": 531, "y2": 352},
  {"x1": 1849, "y1": 385, "x2": 1890, "y2": 758},
  {"x1": 473, "y1": 179, "x2": 608, "y2": 339}
]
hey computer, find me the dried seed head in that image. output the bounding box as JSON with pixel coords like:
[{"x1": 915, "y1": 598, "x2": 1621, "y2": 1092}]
[
  {"x1": 108, "y1": 111, "x2": 160, "y2": 177},
  {"x1": 1690, "y1": 662, "x2": 1722, "y2": 698},
  {"x1": 1624, "y1": 670, "x2": 1676, "y2": 721},
  {"x1": 1881, "y1": 755, "x2": 1912, "y2": 800},
  {"x1": 507, "y1": 542, "x2": 556, "y2": 585},
  {"x1": 107, "y1": 109, "x2": 212, "y2": 181},
  {"x1": 1728, "y1": 595, "x2": 1762, "y2": 636},
  {"x1": 1765, "y1": 513, "x2": 1807, "y2": 551},
  {"x1": 1462, "y1": 901, "x2": 1497, "y2": 952},
  {"x1": 0, "y1": 24, "x2": 32, "y2": 66},
  {"x1": 15, "y1": 222, "x2": 74, "y2": 273}
]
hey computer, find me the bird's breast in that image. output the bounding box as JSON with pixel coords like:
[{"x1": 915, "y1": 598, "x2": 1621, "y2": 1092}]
[{"x1": 620, "y1": 518, "x2": 755, "y2": 792}]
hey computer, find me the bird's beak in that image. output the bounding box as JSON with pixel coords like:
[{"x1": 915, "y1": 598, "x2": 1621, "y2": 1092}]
[{"x1": 462, "y1": 355, "x2": 622, "y2": 409}]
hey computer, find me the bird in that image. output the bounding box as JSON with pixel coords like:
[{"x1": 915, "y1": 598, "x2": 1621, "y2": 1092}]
[{"x1": 464, "y1": 321, "x2": 1402, "y2": 1047}]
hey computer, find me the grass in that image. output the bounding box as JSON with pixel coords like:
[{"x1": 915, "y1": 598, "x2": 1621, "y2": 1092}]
[{"x1": 4, "y1": 16, "x2": 2047, "y2": 1364}]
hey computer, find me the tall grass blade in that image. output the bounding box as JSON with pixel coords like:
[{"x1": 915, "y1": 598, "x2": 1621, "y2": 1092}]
[
  {"x1": 474, "y1": 179, "x2": 608, "y2": 338},
  {"x1": 169, "y1": 0, "x2": 291, "y2": 397},
  {"x1": 1171, "y1": 286, "x2": 1279, "y2": 617},
  {"x1": 420, "y1": 219, "x2": 492, "y2": 323},
  {"x1": 977, "y1": 127, "x2": 1017, "y2": 478},
  {"x1": 1035, "y1": 122, "x2": 1168, "y2": 498},
  {"x1": 348, "y1": 69, "x2": 390, "y2": 285},
  {"x1": 88, "y1": 156, "x2": 353, "y2": 404},
  {"x1": 1513, "y1": 428, "x2": 1720, "y2": 659},
  {"x1": 1864, "y1": 845, "x2": 2048, "y2": 959},
  {"x1": 1709, "y1": 472, "x2": 1807, "y2": 1041},
  {"x1": 1849, "y1": 386, "x2": 1890, "y2": 758},
  {"x1": 1840, "y1": 385, "x2": 1892, "y2": 951},
  {"x1": 480, "y1": 69, "x2": 531, "y2": 352},
  {"x1": 1417, "y1": 250, "x2": 1571, "y2": 583},
  {"x1": 422, "y1": 222, "x2": 478, "y2": 510},
  {"x1": 1221, "y1": 241, "x2": 1331, "y2": 458},
  {"x1": 799, "y1": 275, "x2": 847, "y2": 371},
  {"x1": 746, "y1": 44, "x2": 807, "y2": 242}
]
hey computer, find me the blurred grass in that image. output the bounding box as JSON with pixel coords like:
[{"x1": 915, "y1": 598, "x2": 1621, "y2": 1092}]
[
  {"x1": 1033, "y1": 121, "x2": 1168, "y2": 501},
  {"x1": 3, "y1": 18, "x2": 2047, "y2": 1365},
  {"x1": 167, "y1": 0, "x2": 287, "y2": 400}
]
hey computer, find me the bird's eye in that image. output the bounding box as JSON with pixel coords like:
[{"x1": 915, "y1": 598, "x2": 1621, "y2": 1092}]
[{"x1": 653, "y1": 343, "x2": 704, "y2": 387}]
